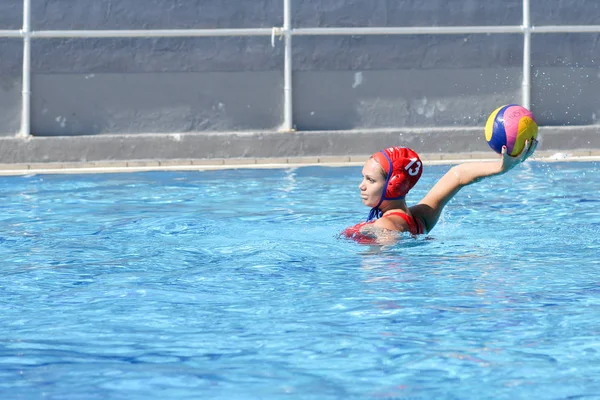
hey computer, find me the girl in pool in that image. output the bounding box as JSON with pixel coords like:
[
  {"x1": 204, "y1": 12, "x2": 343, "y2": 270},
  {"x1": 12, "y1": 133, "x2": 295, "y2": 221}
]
[{"x1": 342, "y1": 140, "x2": 537, "y2": 243}]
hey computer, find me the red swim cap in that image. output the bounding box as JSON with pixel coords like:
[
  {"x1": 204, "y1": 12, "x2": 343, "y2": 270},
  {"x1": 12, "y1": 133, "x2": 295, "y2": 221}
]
[{"x1": 372, "y1": 147, "x2": 423, "y2": 199}]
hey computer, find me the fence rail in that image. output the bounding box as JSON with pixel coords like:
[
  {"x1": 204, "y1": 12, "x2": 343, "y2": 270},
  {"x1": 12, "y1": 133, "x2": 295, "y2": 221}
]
[
  {"x1": 29, "y1": 29, "x2": 276, "y2": 38},
  {"x1": 1, "y1": 0, "x2": 599, "y2": 136}
]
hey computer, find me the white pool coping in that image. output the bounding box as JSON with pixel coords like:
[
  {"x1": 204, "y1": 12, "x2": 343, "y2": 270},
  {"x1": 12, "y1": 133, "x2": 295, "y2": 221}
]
[{"x1": 0, "y1": 150, "x2": 599, "y2": 176}]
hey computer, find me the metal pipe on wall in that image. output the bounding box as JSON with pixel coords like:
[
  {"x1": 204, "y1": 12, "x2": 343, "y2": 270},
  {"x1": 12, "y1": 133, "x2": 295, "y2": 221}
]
[
  {"x1": 20, "y1": 0, "x2": 31, "y2": 137},
  {"x1": 0, "y1": 31, "x2": 23, "y2": 38},
  {"x1": 522, "y1": 0, "x2": 532, "y2": 110},
  {"x1": 291, "y1": 26, "x2": 523, "y2": 35},
  {"x1": 31, "y1": 28, "x2": 274, "y2": 38},
  {"x1": 282, "y1": 0, "x2": 294, "y2": 132},
  {"x1": 532, "y1": 25, "x2": 600, "y2": 33},
  {"x1": 27, "y1": 26, "x2": 529, "y2": 39}
]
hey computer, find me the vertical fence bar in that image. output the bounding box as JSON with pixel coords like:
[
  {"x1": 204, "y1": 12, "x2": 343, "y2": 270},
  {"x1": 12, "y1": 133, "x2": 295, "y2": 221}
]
[
  {"x1": 20, "y1": 0, "x2": 32, "y2": 137},
  {"x1": 282, "y1": 0, "x2": 294, "y2": 131},
  {"x1": 522, "y1": 0, "x2": 532, "y2": 109}
]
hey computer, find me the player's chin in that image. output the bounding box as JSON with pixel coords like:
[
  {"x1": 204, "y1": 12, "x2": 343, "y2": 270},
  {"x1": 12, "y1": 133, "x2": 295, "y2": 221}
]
[{"x1": 361, "y1": 198, "x2": 375, "y2": 207}]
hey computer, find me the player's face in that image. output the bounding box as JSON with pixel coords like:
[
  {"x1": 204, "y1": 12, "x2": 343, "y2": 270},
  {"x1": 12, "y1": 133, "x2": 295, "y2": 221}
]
[{"x1": 359, "y1": 158, "x2": 386, "y2": 207}]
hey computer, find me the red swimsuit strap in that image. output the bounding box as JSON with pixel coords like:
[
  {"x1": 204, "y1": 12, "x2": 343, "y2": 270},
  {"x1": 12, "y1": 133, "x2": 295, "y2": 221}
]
[
  {"x1": 342, "y1": 212, "x2": 425, "y2": 243},
  {"x1": 381, "y1": 211, "x2": 424, "y2": 235}
]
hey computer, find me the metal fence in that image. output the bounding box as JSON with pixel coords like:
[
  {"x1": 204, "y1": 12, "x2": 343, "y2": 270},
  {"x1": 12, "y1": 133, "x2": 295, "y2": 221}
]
[{"x1": 1, "y1": 0, "x2": 600, "y2": 137}]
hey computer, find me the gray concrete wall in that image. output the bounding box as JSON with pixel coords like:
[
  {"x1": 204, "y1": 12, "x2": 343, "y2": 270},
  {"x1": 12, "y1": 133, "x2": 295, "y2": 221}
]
[
  {"x1": 0, "y1": 1, "x2": 24, "y2": 136},
  {"x1": 0, "y1": 1, "x2": 22, "y2": 29},
  {"x1": 0, "y1": 0, "x2": 599, "y2": 138},
  {"x1": 0, "y1": 39, "x2": 22, "y2": 137},
  {"x1": 1, "y1": 126, "x2": 598, "y2": 165}
]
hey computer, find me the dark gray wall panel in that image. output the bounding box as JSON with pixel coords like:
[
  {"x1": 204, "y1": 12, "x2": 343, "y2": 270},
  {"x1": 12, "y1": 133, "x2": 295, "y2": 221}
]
[
  {"x1": 31, "y1": 71, "x2": 283, "y2": 136},
  {"x1": 0, "y1": 1, "x2": 22, "y2": 29},
  {"x1": 32, "y1": 0, "x2": 283, "y2": 30},
  {"x1": 292, "y1": 34, "x2": 524, "y2": 130},
  {"x1": 532, "y1": 67, "x2": 600, "y2": 126},
  {"x1": 293, "y1": 69, "x2": 522, "y2": 130},
  {"x1": 531, "y1": 33, "x2": 600, "y2": 125},
  {"x1": 29, "y1": 37, "x2": 283, "y2": 135},
  {"x1": 31, "y1": 37, "x2": 283, "y2": 73},
  {"x1": 0, "y1": 39, "x2": 22, "y2": 136},
  {"x1": 292, "y1": 34, "x2": 524, "y2": 71},
  {"x1": 531, "y1": 0, "x2": 600, "y2": 25},
  {"x1": 531, "y1": 33, "x2": 600, "y2": 68},
  {"x1": 293, "y1": 0, "x2": 523, "y2": 27}
]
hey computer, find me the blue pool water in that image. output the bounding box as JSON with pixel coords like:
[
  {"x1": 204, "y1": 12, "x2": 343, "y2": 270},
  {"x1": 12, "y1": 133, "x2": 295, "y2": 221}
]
[{"x1": 1, "y1": 161, "x2": 599, "y2": 399}]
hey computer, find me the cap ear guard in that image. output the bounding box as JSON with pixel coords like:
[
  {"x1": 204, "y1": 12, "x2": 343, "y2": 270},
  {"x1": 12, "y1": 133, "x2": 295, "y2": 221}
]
[
  {"x1": 366, "y1": 147, "x2": 423, "y2": 221},
  {"x1": 381, "y1": 148, "x2": 422, "y2": 199},
  {"x1": 385, "y1": 173, "x2": 408, "y2": 200}
]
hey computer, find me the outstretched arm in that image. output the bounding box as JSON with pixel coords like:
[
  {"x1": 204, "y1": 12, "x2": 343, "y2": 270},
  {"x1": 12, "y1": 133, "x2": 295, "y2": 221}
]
[{"x1": 411, "y1": 140, "x2": 537, "y2": 233}]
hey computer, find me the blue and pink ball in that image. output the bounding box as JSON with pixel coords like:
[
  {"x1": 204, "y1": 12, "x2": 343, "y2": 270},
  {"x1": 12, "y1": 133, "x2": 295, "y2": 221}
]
[{"x1": 485, "y1": 104, "x2": 538, "y2": 156}]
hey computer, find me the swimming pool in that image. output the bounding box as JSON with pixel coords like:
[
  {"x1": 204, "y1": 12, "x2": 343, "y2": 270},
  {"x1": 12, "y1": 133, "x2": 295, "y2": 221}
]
[{"x1": 1, "y1": 161, "x2": 599, "y2": 399}]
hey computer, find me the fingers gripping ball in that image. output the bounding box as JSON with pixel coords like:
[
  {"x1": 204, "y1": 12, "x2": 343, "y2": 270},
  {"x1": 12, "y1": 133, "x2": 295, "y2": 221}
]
[{"x1": 485, "y1": 104, "x2": 538, "y2": 156}]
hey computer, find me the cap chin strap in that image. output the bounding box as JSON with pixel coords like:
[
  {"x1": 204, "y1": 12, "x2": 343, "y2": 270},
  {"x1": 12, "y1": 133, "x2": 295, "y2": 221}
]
[
  {"x1": 367, "y1": 207, "x2": 383, "y2": 222},
  {"x1": 367, "y1": 195, "x2": 406, "y2": 222},
  {"x1": 366, "y1": 151, "x2": 405, "y2": 222}
]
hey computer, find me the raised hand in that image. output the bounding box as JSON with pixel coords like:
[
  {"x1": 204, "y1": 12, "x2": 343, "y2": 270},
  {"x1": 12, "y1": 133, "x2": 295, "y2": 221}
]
[{"x1": 500, "y1": 138, "x2": 538, "y2": 173}]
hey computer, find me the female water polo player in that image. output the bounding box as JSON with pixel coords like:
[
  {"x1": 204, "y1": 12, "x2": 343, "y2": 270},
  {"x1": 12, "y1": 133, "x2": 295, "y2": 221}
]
[{"x1": 342, "y1": 140, "x2": 537, "y2": 243}]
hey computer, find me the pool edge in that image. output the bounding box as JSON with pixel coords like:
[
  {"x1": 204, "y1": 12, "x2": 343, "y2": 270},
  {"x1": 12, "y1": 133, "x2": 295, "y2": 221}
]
[{"x1": 1, "y1": 151, "x2": 599, "y2": 176}]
